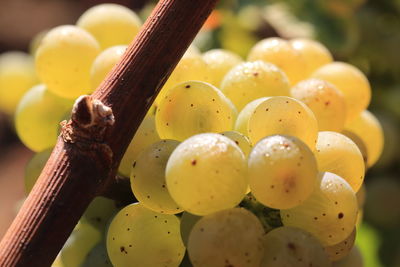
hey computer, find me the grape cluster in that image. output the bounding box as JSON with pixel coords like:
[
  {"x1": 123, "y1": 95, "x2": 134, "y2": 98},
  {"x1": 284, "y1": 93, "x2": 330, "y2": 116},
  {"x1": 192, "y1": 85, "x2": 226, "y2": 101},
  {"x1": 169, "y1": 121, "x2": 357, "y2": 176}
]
[{"x1": 0, "y1": 3, "x2": 384, "y2": 267}]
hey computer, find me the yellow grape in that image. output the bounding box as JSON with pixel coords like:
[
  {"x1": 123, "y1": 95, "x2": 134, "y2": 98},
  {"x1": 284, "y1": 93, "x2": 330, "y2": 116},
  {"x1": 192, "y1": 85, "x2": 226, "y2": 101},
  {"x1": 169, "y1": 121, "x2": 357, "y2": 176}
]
[
  {"x1": 90, "y1": 45, "x2": 127, "y2": 90},
  {"x1": 291, "y1": 78, "x2": 347, "y2": 132},
  {"x1": 131, "y1": 140, "x2": 182, "y2": 214},
  {"x1": 35, "y1": 25, "x2": 100, "y2": 99},
  {"x1": 180, "y1": 212, "x2": 201, "y2": 247},
  {"x1": 289, "y1": 38, "x2": 333, "y2": 76},
  {"x1": 156, "y1": 81, "x2": 236, "y2": 141},
  {"x1": 202, "y1": 49, "x2": 243, "y2": 87},
  {"x1": 249, "y1": 135, "x2": 318, "y2": 209},
  {"x1": 15, "y1": 84, "x2": 73, "y2": 152},
  {"x1": 324, "y1": 228, "x2": 356, "y2": 261},
  {"x1": 247, "y1": 37, "x2": 307, "y2": 85},
  {"x1": 29, "y1": 30, "x2": 48, "y2": 56},
  {"x1": 234, "y1": 97, "x2": 269, "y2": 135},
  {"x1": 220, "y1": 131, "x2": 252, "y2": 158},
  {"x1": 76, "y1": 4, "x2": 141, "y2": 49},
  {"x1": 81, "y1": 197, "x2": 119, "y2": 232},
  {"x1": 315, "y1": 131, "x2": 365, "y2": 192},
  {"x1": 24, "y1": 149, "x2": 52, "y2": 194},
  {"x1": 311, "y1": 62, "x2": 371, "y2": 123},
  {"x1": 166, "y1": 133, "x2": 247, "y2": 215},
  {"x1": 344, "y1": 110, "x2": 384, "y2": 168},
  {"x1": 332, "y1": 246, "x2": 363, "y2": 267},
  {"x1": 220, "y1": 61, "x2": 290, "y2": 111},
  {"x1": 281, "y1": 172, "x2": 358, "y2": 246},
  {"x1": 341, "y1": 130, "x2": 368, "y2": 167},
  {"x1": 356, "y1": 184, "x2": 366, "y2": 208},
  {"x1": 118, "y1": 112, "x2": 160, "y2": 177},
  {"x1": 0, "y1": 52, "x2": 38, "y2": 114},
  {"x1": 247, "y1": 96, "x2": 318, "y2": 149}
]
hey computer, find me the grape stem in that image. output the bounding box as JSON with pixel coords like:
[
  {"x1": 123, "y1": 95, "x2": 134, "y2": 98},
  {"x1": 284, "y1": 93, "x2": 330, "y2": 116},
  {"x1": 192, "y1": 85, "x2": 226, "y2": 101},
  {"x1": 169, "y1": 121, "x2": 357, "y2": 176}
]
[{"x1": 0, "y1": 0, "x2": 218, "y2": 266}]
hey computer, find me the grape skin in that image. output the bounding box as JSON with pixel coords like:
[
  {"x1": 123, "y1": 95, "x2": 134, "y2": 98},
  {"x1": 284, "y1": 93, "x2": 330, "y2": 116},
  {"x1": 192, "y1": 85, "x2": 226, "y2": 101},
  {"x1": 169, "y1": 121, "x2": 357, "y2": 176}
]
[
  {"x1": 234, "y1": 97, "x2": 269, "y2": 136},
  {"x1": 324, "y1": 228, "x2": 356, "y2": 261},
  {"x1": 220, "y1": 130, "x2": 252, "y2": 158}
]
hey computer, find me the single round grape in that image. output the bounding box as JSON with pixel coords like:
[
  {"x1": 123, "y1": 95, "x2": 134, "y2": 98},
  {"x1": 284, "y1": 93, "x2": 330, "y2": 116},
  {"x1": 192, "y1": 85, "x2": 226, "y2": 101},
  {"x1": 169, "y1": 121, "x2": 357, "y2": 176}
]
[
  {"x1": 90, "y1": 45, "x2": 127, "y2": 90},
  {"x1": 325, "y1": 228, "x2": 356, "y2": 261},
  {"x1": 131, "y1": 140, "x2": 182, "y2": 214},
  {"x1": 289, "y1": 38, "x2": 333, "y2": 76},
  {"x1": 248, "y1": 96, "x2": 318, "y2": 149},
  {"x1": 82, "y1": 242, "x2": 112, "y2": 267},
  {"x1": 281, "y1": 172, "x2": 358, "y2": 246},
  {"x1": 15, "y1": 84, "x2": 73, "y2": 152},
  {"x1": 81, "y1": 197, "x2": 119, "y2": 232},
  {"x1": 156, "y1": 81, "x2": 236, "y2": 142},
  {"x1": 0, "y1": 51, "x2": 38, "y2": 114},
  {"x1": 106, "y1": 203, "x2": 185, "y2": 267},
  {"x1": 344, "y1": 110, "x2": 384, "y2": 168},
  {"x1": 249, "y1": 135, "x2": 318, "y2": 209},
  {"x1": 332, "y1": 246, "x2": 363, "y2": 267},
  {"x1": 24, "y1": 149, "x2": 52, "y2": 194},
  {"x1": 220, "y1": 60, "x2": 290, "y2": 111},
  {"x1": 247, "y1": 37, "x2": 307, "y2": 85},
  {"x1": 315, "y1": 131, "x2": 365, "y2": 192},
  {"x1": 341, "y1": 130, "x2": 368, "y2": 167},
  {"x1": 76, "y1": 4, "x2": 141, "y2": 49},
  {"x1": 180, "y1": 212, "x2": 201, "y2": 247},
  {"x1": 202, "y1": 49, "x2": 242, "y2": 87},
  {"x1": 220, "y1": 131, "x2": 252, "y2": 158},
  {"x1": 291, "y1": 79, "x2": 346, "y2": 132},
  {"x1": 118, "y1": 112, "x2": 160, "y2": 177},
  {"x1": 234, "y1": 97, "x2": 269, "y2": 135},
  {"x1": 311, "y1": 62, "x2": 371, "y2": 123},
  {"x1": 261, "y1": 226, "x2": 331, "y2": 267},
  {"x1": 166, "y1": 133, "x2": 247, "y2": 215},
  {"x1": 188, "y1": 208, "x2": 265, "y2": 267}
]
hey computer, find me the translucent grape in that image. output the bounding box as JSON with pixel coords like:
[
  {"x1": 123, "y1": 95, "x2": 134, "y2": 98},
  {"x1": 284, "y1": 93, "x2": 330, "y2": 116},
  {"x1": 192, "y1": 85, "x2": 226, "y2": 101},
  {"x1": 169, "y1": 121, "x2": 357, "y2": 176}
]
[
  {"x1": 344, "y1": 110, "x2": 384, "y2": 168},
  {"x1": 156, "y1": 81, "x2": 236, "y2": 142},
  {"x1": 220, "y1": 61, "x2": 290, "y2": 111},
  {"x1": 249, "y1": 135, "x2": 318, "y2": 209},
  {"x1": 247, "y1": 96, "x2": 318, "y2": 149},
  {"x1": 15, "y1": 84, "x2": 73, "y2": 152},
  {"x1": 106, "y1": 203, "x2": 185, "y2": 267},
  {"x1": 0, "y1": 51, "x2": 38, "y2": 114},
  {"x1": 82, "y1": 242, "x2": 112, "y2": 267},
  {"x1": 180, "y1": 212, "x2": 201, "y2": 247},
  {"x1": 315, "y1": 131, "x2": 365, "y2": 192},
  {"x1": 289, "y1": 38, "x2": 333, "y2": 76},
  {"x1": 35, "y1": 25, "x2": 100, "y2": 99},
  {"x1": 247, "y1": 37, "x2": 307, "y2": 85},
  {"x1": 90, "y1": 45, "x2": 127, "y2": 90},
  {"x1": 188, "y1": 208, "x2": 264, "y2": 267},
  {"x1": 332, "y1": 246, "x2": 363, "y2": 267},
  {"x1": 24, "y1": 149, "x2": 52, "y2": 194},
  {"x1": 166, "y1": 133, "x2": 247, "y2": 215},
  {"x1": 118, "y1": 112, "x2": 160, "y2": 177},
  {"x1": 202, "y1": 49, "x2": 242, "y2": 87},
  {"x1": 291, "y1": 79, "x2": 346, "y2": 132},
  {"x1": 29, "y1": 30, "x2": 48, "y2": 56},
  {"x1": 311, "y1": 62, "x2": 371, "y2": 123},
  {"x1": 76, "y1": 4, "x2": 141, "y2": 49},
  {"x1": 131, "y1": 140, "x2": 182, "y2": 214},
  {"x1": 220, "y1": 131, "x2": 252, "y2": 158},
  {"x1": 234, "y1": 97, "x2": 269, "y2": 135},
  {"x1": 325, "y1": 228, "x2": 356, "y2": 261},
  {"x1": 81, "y1": 197, "x2": 119, "y2": 232},
  {"x1": 341, "y1": 130, "x2": 368, "y2": 167},
  {"x1": 261, "y1": 226, "x2": 331, "y2": 267},
  {"x1": 281, "y1": 172, "x2": 358, "y2": 246}
]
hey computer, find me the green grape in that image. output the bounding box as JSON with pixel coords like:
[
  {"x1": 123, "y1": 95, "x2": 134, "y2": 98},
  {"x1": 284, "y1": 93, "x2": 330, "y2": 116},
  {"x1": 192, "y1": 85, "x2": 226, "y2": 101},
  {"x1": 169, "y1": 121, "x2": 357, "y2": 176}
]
[
  {"x1": 315, "y1": 131, "x2": 365, "y2": 192},
  {"x1": 118, "y1": 112, "x2": 160, "y2": 177},
  {"x1": 247, "y1": 37, "x2": 307, "y2": 85},
  {"x1": 281, "y1": 172, "x2": 358, "y2": 246},
  {"x1": 0, "y1": 51, "x2": 38, "y2": 115},
  {"x1": 24, "y1": 148, "x2": 52, "y2": 194},
  {"x1": 289, "y1": 38, "x2": 333, "y2": 77},
  {"x1": 81, "y1": 242, "x2": 112, "y2": 267},
  {"x1": 156, "y1": 81, "x2": 236, "y2": 142},
  {"x1": 202, "y1": 49, "x2": 242, "y2": 87},
  {"x1": 35, "y1": 25, "x2": 100, "y2": 99},
  {"x1": 131, "y1": 140, "x2": 182, "y2": 214},
  {"x1": 325, "y1": 228, "x2": 356, "y2": 261},
  {"x1": 220, "y1": 131, "x2": 252, "y2": 158},
  {"x1": 106, "y1": 203, "x2": 185, "y2": 267},
  {"x1": 261, "y1": 226, "x2": 331, "y2": 267},
  {"x1": 188, "y1": 208, "x2": 264, "y2": 267},
  {"x1": 220, "y1": 61, "x2": 290, "y2": 111},
  {"x1": 60, "y1": 222, "x2": 101, "y2": 267},
  {"x1": 15, "y1": 84, "x2": 73, "y2": 152},
  {"x1": 247, "y1": 96, "x2": 318, "y2": 149},
  {"x1": 76, "y1": 3, "x2": 142, "y2": 49},
  {"x1": 332, "y1": 246, "x2": 363, "y2": 267},
  {"x1": 166, "y1": 133, "x2": 247, "y2": 215},
  {"x1": 90, "y1": 45, "x2": 127, "y2": 90},
  {"x1": 311, "y1": 62, "x2": 371, "y2": 123},
  {"x1": 291, "y1": 79, "x2": 346, "y2": 132},
  {"x1": 81, "y1": 197, "x2": 119, "y2": 232},
  {"x1": 249, "y1": 135, "x2": 318, "y2": 209},
  {"x1": 344, "y1": 110, "x2": 384, "y2": 168},
  {"x1": 180, "y1": 212, "x2": 201, "y2": 247},
  {"x1": 234, "y1": 97, "x2": 269, "y2": 135}
]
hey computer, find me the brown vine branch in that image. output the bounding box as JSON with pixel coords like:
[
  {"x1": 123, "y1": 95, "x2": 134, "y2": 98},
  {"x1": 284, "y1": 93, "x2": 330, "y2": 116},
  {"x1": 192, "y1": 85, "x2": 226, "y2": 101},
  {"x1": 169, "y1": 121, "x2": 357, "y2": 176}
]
[{"x1": 0, "y1": 0, "x2": 218, "y2": 266}]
